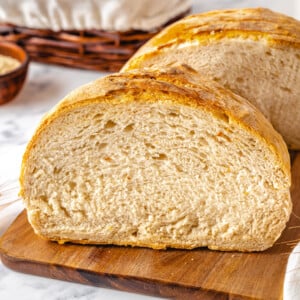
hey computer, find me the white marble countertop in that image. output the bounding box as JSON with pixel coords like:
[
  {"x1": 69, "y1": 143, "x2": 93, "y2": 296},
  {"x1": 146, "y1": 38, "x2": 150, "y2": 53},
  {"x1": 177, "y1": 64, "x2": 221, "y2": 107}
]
[{"x1": 0, "y1": 1, "x2": 300, "y2": 299}]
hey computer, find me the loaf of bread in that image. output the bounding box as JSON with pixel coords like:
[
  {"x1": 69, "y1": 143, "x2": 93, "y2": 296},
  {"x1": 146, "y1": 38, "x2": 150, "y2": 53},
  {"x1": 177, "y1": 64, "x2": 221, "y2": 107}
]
[
  {"x1": 20, "y1": 66, "x2": 291, "y2": 251},
  {"x1": 122, "y1": 8, "x2": 300, "y2": 149}
]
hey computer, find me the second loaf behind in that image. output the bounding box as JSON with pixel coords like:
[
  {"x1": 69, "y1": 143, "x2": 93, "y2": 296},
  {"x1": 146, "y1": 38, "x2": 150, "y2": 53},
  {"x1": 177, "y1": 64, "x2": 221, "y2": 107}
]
[{"x1": 123, "y1": 8, "x2": 300, "y2": 149}]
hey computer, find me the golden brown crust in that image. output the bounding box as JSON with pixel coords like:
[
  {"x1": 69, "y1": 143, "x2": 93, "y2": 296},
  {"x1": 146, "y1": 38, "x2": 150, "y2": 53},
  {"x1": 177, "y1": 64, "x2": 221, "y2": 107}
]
[
  {"x1": 123, "y1": 8, "x2": 300, "y2": 71},
  {"x1": 20, "y1": 65, "x2": 290, "y2": 200},
  {"x1": 132, "y1": 7, "x2": 300, "y2": 51}
]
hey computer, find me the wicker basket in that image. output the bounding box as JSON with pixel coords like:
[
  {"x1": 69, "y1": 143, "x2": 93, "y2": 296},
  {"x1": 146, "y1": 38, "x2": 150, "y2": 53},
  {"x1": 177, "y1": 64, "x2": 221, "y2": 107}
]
[{"x1": 0, "y1": 11, "x2": 189, "y2": 72}]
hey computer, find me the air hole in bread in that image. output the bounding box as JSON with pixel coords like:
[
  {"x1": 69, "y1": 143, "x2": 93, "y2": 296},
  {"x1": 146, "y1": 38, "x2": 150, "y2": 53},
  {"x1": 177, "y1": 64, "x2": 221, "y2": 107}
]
[
  {"x1": 175, "y1": 164, "x2": 183, "y2": 172},
  {"x1": 145, "y1": 142, "x2": 155, "y2": 149},
  {"x1": 176, "y1": 136, "x2": 185, "y2": 141},
  {"x1": 280, "y1": 86, "x2": 292, "y2": 93},
  {"x1": 53, "y1": 167, "x2": 61, "y2": 174},
  {"x1": 104, "y1": 120, "x2": 117, "y2": 129},
  {"x1": 93, "y1": 113, "x2": 103, "y2": 120},
  {"x1": 213, "y1": 77, "x2": 221, "y2": 83},
  {"x1": 217, "y1": 131, "x2": 232, "y2": 142},
  {"x1": 68, "y1": 181, "x2": 76, "y2": 189},
  {"x1": 123, "y1": 124, "x2": 134, "y2": 132},
  {"x1": 131, "y1": 230, "x2": 138, "y2": 237},
  {"x1": 95, "y1": 142, "x2": 108, "y2": 150},
  {"x1": 152, "y1": 153, "x2": 167, "y2": 160},
  {"x1": 213, "y1": 112, "x2": 229, "y2": 123},
  {"x1": 39, "y1": 195, "x2": 47, "y2": 202},
  {"x1": 103, "y1": 156, "x2": 114, "y2": 163}
]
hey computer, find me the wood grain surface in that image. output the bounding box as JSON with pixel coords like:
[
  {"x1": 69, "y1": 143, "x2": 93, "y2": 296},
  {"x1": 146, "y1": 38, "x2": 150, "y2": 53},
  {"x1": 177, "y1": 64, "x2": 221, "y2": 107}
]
[{"x1": 1, "y1": 153, "x2": 300, "y2": 300}]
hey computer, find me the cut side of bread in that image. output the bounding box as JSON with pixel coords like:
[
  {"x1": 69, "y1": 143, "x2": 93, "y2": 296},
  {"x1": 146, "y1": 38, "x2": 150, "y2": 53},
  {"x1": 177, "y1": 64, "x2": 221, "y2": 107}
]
[
  {"x1": 122, "y1": 8, "x2": 300, "y2": 149},
  {"x1": 20, "y1": 66, "x2": 291, "y2": 252}
]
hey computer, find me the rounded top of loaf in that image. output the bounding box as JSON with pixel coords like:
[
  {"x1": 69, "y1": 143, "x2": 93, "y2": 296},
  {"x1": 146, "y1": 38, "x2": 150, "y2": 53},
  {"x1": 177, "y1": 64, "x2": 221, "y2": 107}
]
[
  {"x1": 20, "y1": 65, "x2": 291, "y2": 194},
  {"x1": 123, "y1": 7, "x2": 300, "y2": 69}
]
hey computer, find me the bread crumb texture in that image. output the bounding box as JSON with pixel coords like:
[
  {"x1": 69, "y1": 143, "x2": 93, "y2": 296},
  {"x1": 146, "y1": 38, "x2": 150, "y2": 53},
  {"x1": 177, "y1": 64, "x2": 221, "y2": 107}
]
[{"x1": 20, "y1": 67, "x2": 291, "y2": 252}]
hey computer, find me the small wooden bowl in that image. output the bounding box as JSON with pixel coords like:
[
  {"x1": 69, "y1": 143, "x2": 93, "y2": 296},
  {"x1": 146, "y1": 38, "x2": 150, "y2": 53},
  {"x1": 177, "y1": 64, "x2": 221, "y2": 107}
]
[{"x1": 0, "y1": 42, "x2": 29, "y2": 104}]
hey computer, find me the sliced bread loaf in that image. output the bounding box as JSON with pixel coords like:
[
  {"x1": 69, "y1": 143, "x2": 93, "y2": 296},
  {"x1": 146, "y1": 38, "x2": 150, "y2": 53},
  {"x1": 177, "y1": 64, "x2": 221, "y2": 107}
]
[
  {"x1": 20, "y1": 66, "x2": 291, "y2": 251},
  {"x1": 122, "y1": 8, "x2": 300, "y2": 149}
]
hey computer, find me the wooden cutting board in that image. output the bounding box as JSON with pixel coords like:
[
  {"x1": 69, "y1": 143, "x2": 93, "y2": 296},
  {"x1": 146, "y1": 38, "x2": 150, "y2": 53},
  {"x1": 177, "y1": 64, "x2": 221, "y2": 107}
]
[{"x1": 1, "y1": 153, "x2": 300, "y2": 300}]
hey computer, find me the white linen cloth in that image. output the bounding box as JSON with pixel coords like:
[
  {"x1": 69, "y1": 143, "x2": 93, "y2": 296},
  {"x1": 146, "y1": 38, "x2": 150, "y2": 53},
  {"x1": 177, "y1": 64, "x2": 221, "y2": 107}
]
[{"x1": 0, "y1": 0, "x2": 191, "y2": 31}]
